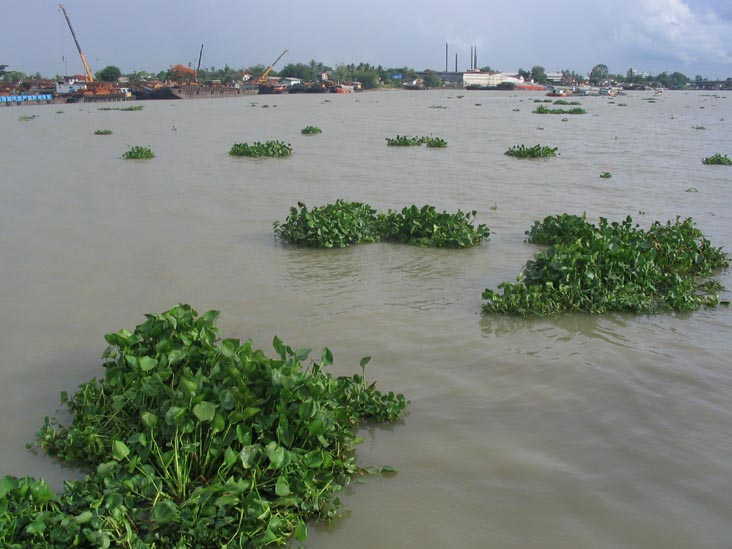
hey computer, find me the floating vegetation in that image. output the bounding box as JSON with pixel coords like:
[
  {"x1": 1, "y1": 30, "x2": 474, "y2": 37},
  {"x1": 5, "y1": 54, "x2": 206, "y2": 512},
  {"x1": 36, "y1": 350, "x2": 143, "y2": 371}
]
[
  {"x1": 429, "y1": 105, "x2": 448, "y2": 109},
  {"x1": 99, "y1": 105, "x2": 144, "y2": 111},
  {"x1": 553, "y1": 100, "x2": 581, "y2": 106},
  {"x1": 533, "y1": 105, "x2": 587, "y2": 115},
  {"x1": 385, "y1": 135, "x2": 447, "y2": 148},
  {"x1": 512, "y1": 108, "x2": 520, "y2": 112},
  {"x1": 534, "y1": 99, "x2": 553, "y2": 103},
  {"x1": 376, "y1": 205, "x2": 489, "y2": 247},
  {"x1": 301, "y1": 125, "x2": 322, "y2": 135},
  {"x1": 600, "y1": 172, "x2": 612, "y2": 178},
  {"x1": 702, "y1": 153, "x2": 732, "y2": 165},
  {"x1": 385, "y1": 135, "x2": 423, "y2": 146},
  {"x1": 94, "y1": 129, "x2": 113, "y2": 135},
  {"x1": 505, "y1": 144, "x2": 558, "y2": 159},
  {"x1": 686, "y1": 187, "x2": 699, "y2": 193},
  {"x1": 617, "y1": 103, "x2": 628, "y2": 107},
  {"x1": 692, "y1": 126, "x2": 706, "y2": 130},
  {"x1": 122, "y1": 145, "x2": 155, "y2": 159},
  {"x1": 274, "y1": 200, "x2": 489, "y2": 249},
  {"x1": 482, "y1": 214, "x2": 729, "y2": 316},
  {"x1": 0, "y1": 304, "x2": 407, "y2": 548},
  {"x1": 421, "y1": 136, "x2": 448, "y2": 148},
  {"x1": 18, "y1": 114, "x2": 38, "y2": 121},
  {"x1": 229, "y1": 140, "x2": 293, "y2": 158},
  {"x1": 55, "y1": 110, "x2": 64, "y2": 114},
  {"x1": 274, "y1": 200, "x2": 381, "y2": 248}
]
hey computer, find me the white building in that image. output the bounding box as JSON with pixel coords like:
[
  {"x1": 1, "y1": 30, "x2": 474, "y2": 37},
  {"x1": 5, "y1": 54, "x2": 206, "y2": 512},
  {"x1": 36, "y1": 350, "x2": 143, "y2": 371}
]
[{"x1": 55, "y1": 78, "x2": 87, "y2": 95}]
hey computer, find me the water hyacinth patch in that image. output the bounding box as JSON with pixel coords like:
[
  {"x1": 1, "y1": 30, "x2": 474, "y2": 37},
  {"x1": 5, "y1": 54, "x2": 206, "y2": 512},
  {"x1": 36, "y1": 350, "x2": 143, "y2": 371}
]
[
  {"x1": 301, "y1": 126, "x2": 322, "y2": 135},
  {"x1": 274, "y1": 201, "x2": 489, "y2": 248},
  {"x1": 376, "y1": 205, "x2": 489, "y2": 247},
  {"x1": 122, "y1": 145, "x2": 155, "y2": 159},
  {"x1": 505, "y1": 144, "x2": 558, "y2": 159},
  {"x1": 702, "y1": 153, "x2": 732, "y2": 165},
  {"x1": 422, "y1": 136, "x2": 448, "y2": 148},
  {"x1": 385, "y1": 135, "x2": 448, "y2": 148},
  {"x1": 94, "y1": 129, "x2": 113, "y2": 135},
  {"x1": 229, "y1": 140, "x2": 293, "y2": 157},
  {"x1": 533, "y1": 105, "x2": 587, "y2": 115},
  {"x1": 1, "y1": 304, "x2": 407, "y2": 548},
  {"x1": 385, "y1": 135, "x2": 423, "y2": 146},
  {"x1": 600, "y1": 172, "x2": 612, "y2": 178},
  {"x1": 482, "y1": 215, "x2": 729, "y2": 316},
  {"x1": 273, "y1": 200, "x2": 381, "y2": 248}
]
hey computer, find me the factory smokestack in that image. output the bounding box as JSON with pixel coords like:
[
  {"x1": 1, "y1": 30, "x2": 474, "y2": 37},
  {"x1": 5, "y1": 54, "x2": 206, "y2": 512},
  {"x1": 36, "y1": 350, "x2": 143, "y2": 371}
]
[
  {"x1": 455, "y1": 53, "x2": 457, "y2": 72},
  {"x1": 445, "y1": 42, "x2": 448, "y2": 72},
  {"x1": 474, "y1": 46, "x2": 477, "y2": 70}
]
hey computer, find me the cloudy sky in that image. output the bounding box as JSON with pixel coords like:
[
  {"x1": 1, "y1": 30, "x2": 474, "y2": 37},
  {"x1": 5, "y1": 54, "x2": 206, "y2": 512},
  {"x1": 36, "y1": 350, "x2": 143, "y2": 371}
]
[{"x1": 2, "y1": 0, "x2": 731, "y2": 79}]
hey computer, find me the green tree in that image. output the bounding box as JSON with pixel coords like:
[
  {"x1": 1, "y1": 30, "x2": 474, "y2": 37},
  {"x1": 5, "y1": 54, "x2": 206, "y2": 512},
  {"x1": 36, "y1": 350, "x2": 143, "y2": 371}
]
[
  {"x1": 279, "y1": 62, "x2": 316, "y2": 82},
  {"x1": 422, "y1": 71, "x2": 443, "y2": 88},
  {"x1": 531, "y1": 65, "x2": 547, "y2": 84},
  {"x1": 247, "y1": 64, "x2": 267, "y2": 79},
  {"x1": 478, "y1": 66, "x2": 494, "y2": 73},
  {"x1": 95, "y1": 65, "x2": 121, "y2": 82},
  {"x1": 517, "y1": 68, "x2": 531, "y2": 81},
  {"x1": 0, "y1": 64, "x2": 7, "y2": 77},
  {"x1": 3, "y1": 70, "x2": 26, "y2": 83},
  {"x1": 589, "y1": 64, "x2": 609, "y2": 84}
]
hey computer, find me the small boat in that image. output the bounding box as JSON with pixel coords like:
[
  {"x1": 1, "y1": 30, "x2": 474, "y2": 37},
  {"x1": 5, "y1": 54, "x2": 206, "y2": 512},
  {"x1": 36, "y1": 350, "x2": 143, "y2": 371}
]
[{"x1": 546, "y1": 88, "x2": 568, "y2": 97}]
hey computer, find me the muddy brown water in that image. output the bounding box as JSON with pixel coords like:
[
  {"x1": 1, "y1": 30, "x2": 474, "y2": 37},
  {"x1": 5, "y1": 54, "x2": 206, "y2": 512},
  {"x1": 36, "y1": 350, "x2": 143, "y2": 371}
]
[{"x1": 1, "y1": 90, "x2": 731, "y2": 548}]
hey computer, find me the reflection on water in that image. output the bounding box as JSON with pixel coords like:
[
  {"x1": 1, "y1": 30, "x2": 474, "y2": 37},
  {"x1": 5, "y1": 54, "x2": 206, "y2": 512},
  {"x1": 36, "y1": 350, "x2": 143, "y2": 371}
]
[{"x1": 2, "y1": 91, "x2": 732, "y2": 548}]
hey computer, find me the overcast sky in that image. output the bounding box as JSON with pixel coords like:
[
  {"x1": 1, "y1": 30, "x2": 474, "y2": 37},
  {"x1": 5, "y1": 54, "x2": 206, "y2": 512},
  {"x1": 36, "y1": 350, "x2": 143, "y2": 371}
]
[{"x1": 2, "y1": 0, "x2": 731, "y2": 79}]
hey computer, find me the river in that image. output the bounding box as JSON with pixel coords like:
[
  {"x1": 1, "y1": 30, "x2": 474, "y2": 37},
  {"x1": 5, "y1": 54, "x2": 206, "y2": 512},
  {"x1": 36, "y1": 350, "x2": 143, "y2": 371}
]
[{"x1": 1, "y1": 89, "x2": 731, "y2": 548}]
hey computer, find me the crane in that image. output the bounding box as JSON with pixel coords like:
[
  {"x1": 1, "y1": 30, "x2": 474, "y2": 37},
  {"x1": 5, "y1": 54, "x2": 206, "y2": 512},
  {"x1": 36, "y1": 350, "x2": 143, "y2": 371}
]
[
  {"x1": 257, "y1": 49, "x2": 288, "y2": 84},
  {"x1": 58, "y1": 4, "x2": 94, "y2": 82},
  {"x1": 196, "y1": 44, "x2": 204, "y2": 83}
]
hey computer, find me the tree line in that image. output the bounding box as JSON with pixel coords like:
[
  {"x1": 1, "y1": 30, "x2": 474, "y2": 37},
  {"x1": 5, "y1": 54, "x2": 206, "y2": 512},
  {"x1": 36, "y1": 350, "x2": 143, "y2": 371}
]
[{"x1": 2, "y1": 60, "x2": 729, "y2": 90}]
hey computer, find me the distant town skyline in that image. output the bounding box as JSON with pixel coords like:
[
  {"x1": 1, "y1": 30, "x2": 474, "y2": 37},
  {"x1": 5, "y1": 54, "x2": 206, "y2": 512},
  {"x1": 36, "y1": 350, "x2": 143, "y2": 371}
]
[{"x1": 2, "y1": 0, "x2": 731, "y2": 80}]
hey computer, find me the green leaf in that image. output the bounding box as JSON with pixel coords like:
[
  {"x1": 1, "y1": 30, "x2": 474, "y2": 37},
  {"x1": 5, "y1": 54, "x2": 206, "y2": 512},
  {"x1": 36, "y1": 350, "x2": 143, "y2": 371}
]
[
  {"x1": 359, "y1": 356, "x2": 371, "y2": 368},
  {"x1": 74, "y1": 510, "x2": 93, "y2": 524},
  {"x1": 294, "y1": 522, "x2": 308, "y2": 542},
  {"x1": 111, "y1": 440, "x2": 130, "y2": 461},
  {"x1": 138, "y1": 356, "x2": 157, "y2": 371},
  {"x1": 239, "y1": 445, "x2": 259, "y2": 469},
  {"x1": 151, "y1": 499, "x2": 178, "y2": 524},
  {"x1": 193, "y1": 401, "x2": 217, "y2": 422},
  {"x1": 25, "y1": 520, "x2": 47, "y2": 535},
  {"x1": 165, "y1": 406, "x2": 186, "y2": 426},
  {"x1": 275, "y1": 475, "x2": 290, "y2": 496},
  {"x1": 141, "y1": 411, "x2": 159, "y2": 429},
  {"x1": 321, "y1": 347, "x2": 334, "y2": 367}
]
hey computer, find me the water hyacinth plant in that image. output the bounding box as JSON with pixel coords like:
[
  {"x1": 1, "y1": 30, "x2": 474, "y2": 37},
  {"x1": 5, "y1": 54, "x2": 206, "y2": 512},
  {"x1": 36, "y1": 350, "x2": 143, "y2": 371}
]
[
  {"x1": 421, "y1": 136, "x2": 448, "y2": 148},
  {"x1": 385, "y1": 135, "x2": 423, "y2": 146},
  {"x1": 482, "y1": 215, "x2": 729, "y2": 316},
  {"x1": 229, "y1": 140, "x2": 293, "y2": 157},
  {"x1": 274, "y1": 201, "x2": 489, "y2": 248},
  {"x1": 301, "y1": 126, "x2": 322, "y2": 135},
  {"x1": 1, "y1": 305, "x2": 407, "y2": 548},
  {"x1": 376, "y1": 205, "x2": 489, "y2": 247},
  {"x1": 94, "y1": 129, "x2": 113, "y2": 135},
  {"x1": 505, "y1": 144, "x2": 558, "y2": 159},
  {"x1": 600, "y1": 172, "x2": 612, "y2": 178},
  {"x1": 274, "y1": 200, "x2": 381, "y2": 248},
  {"x1": 385, "y1": 135, "x2": 448, "y2": 147},
  {"x1": 533, "y1": 105, "x2": 587, "y2": 115},
  {"x1": 702, "y1": 153, "x2": 732, "y2": 165},
  {"x1": 122, "y1": 145, "x2": 155, "y2": 159}
]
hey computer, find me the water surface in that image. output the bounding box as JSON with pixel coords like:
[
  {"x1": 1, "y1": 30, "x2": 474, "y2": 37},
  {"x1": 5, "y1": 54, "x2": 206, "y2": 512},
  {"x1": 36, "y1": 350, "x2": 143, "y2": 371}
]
[{"x1": 1, "y1": 90, "x2": 731, "y2": 548}]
